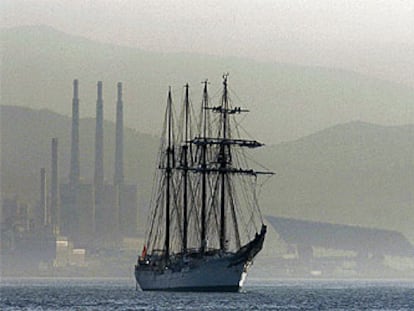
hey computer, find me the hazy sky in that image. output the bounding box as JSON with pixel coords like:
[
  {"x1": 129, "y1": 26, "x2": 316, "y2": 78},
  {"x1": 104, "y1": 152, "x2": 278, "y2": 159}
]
[
  {"x1": 2, "y1": 0, "x2": 414, "y2": 86},
  {"x1": 1, "y1": 0, "x2": 414, "y2": 67},
  {"x1": 1, "y1": 1, "x2": 414, "y2": 242},
  {"x1": 2, "y1": 0, "x2": 413, "y2": 46}
]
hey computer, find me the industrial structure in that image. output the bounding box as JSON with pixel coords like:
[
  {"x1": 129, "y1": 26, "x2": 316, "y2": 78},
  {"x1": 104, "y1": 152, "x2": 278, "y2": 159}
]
[
  {"x1": 1, "y1": 79, "x2": 139, "y2": 274},
  {"x1": 266, "y1": 216, "x2": 414, "y2": 277},
  {"x1": 60, "y1": 79, "x2": 138, "y2": 247}
]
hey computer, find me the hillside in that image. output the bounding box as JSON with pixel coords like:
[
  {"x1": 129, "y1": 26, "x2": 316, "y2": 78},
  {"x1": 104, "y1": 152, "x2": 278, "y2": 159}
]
[
  {"x1": 1, "y1": 105, "x2": 413, "y2": 242},
  {"x1": 0, "y1": 105, "x2": 158, "y2": 220},
  {"x1": 2, "y1": 25, "x2": 414, "y2": 144},
  {"x1": 256, "y1": 121, "x2": 414, "y2": 241}
]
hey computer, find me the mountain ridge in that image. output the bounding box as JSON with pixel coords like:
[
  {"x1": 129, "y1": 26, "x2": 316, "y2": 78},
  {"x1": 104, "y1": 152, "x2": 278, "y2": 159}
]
[
  {"x1": 1, "y1": 105, "x2": 413, "y2": 242},
  {"x1": 2, "y1": 25, "x2": 413, "y2": 144}
]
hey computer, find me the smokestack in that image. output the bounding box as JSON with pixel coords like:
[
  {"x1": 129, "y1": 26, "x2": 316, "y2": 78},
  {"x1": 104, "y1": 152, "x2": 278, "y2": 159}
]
[
  {"x1": 114, "y1": 82, "x2": 124, "y2": 186},
  {"x1": 69, "y1": 79, "x2": 80, "y2": 187},
  {"x1": 94, "y1": 81, "x2": 104, "y2": 205},
  {"x1": 40, "y1": 168, "x2": 48, "y2": 226},
  {"x1": 51, "y1": 137, "x2": 60, "y2": 234}
]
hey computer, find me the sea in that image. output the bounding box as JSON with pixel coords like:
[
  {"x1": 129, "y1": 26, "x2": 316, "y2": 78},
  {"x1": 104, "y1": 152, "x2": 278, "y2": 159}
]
[{"x1": 1, "y1": 278, "x2": 413, "y2": 310}]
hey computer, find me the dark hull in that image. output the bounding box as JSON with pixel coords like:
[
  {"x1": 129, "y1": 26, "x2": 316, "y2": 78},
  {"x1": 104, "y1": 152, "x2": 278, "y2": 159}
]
[{"x1": 134, "y1": 225, "x2": 266, "y2": 292}]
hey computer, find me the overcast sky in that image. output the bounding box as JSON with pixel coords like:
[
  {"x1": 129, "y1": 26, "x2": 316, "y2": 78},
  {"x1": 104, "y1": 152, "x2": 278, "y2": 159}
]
[
  {"x1": 2, "y1": 0, "x2": 413, "y2": 46},
  {"x1": 2, "y1": 0, "x2": 414, "y2": 85},
  {"x1": 1, "y1": 1, "x2": 412, "y2": 46}
]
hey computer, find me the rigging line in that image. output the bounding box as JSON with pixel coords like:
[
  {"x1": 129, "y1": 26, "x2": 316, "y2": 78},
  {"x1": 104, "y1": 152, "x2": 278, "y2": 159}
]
[
  {"x1": 189, "y1": 177, "x2": 201, "y2": 233},
  {"x1": 233, "y1": 116, "x2": 255, "y2": 141},
  {"x1": 227, "y1": 176, "x2": 241, "y2": 249},
  {"x1": 235, "y1": 174, "x2": 256, "y2": 239},
  {"x1": 227, "y1": 92, "x2": 260, "y2": 147},
  {"x1": 255, "y1": 173, "x2": 274, "y2": 198},
  {"x1": 151, "y1": 206, "x2": 163, "y2": 251},
  {"x1": 189, "y1": 98, "x2": 197, "y2": 137},
  {"x1": 144, "y1": 159, "x2": 163, "y2": 247},
  {"x1": 240, "y1": 171, "x2": 263, "y2": 228},
  {"x1": 240, "y1": 173, "x2": 261, "y2": 232},
  {"x1": 187, "y1": 192, "x2": 198, "y2": 248},
  {"x1": 252, "y1": 175, "x2": 264, "y2": 223},
  {"x1": 153, "y1": 180, "x2": 168, "y2": 251},
  {"x1": 232, "y1": 113, "x2": 260, "y2": 152},
  {"x1": 172, "y1": 178, "x2": 183, "y2": 247},
  {"x1": 207, "y1": 85, "x2": 222, "y2": 103},
  {"x1": 228, "y1": 85, "x2": 250, "y2": 110},
  {"x1": 243, "y1": 148, "x2": 273, "y2": 173},
  {"x1": 209, "y1": 173, "x2": 221, "y2": 247},
  {"x1": 146, "y1": 169, "x2": 166, "y2": 250},
  {"x1": 231, "y1": 159, "x2": 258, "y2": 230}
]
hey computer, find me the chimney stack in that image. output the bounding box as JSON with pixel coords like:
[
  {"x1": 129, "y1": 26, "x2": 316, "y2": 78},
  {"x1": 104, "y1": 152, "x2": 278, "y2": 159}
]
[
  {"x1": 94, "y1": 81, "x2": 104, "y2": 205},
  {"x1": 51, "y1": 137, "x2": 60, "y2": 234},
  {"x1": 114, "y1": 82, "x2": 124, "y2": 186},
  {"x1": 69, "y1": 79, "x2": 80, "y2": 188},
  {"x1": 40, "y1": 168, "x2": 48, "y2": 226}
]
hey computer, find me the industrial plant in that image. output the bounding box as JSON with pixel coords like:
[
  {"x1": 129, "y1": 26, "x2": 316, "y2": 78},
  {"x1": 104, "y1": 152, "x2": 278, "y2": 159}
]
[
  {"x1": 1, "y1": 79, "x2": 413, "y2": 279},
  {"x1": 1, "y1": 79, "x2": 138, "y2": 276}
]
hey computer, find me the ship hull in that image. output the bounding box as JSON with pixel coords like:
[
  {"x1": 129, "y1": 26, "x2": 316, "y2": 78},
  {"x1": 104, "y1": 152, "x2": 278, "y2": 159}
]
[
  {"x1": 135, "y1": 254, "x2": 248, "y2": 292},
  {"x1": 135, "y1": 224, "x2": 266, "y2": 292}
]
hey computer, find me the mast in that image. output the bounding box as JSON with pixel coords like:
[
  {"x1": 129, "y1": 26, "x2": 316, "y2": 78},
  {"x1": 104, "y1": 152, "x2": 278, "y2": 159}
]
[
  {"x1": 201, "y1": 80, "x2": 208, "y2": 253},
  {"x1": 165, "y1": 87, "x2": 173, "y2": 259},
  {"x1": 219, "y1": 74, "x2": 230, "y2": 251},
  {"x1": 182, "y1": 84, "x2": 189, "y2": 253}
]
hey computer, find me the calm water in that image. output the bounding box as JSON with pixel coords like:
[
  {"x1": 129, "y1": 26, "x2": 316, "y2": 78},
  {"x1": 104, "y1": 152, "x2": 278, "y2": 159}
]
[{"x1": 1, "y1": 278, "x2": 413, "y2": 310}]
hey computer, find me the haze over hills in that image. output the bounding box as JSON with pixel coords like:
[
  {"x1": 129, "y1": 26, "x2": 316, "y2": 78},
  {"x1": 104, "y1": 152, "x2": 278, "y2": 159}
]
[
  {"x1": 0, "y1": 105, "x2": 158, "y2": 228},
  {"x1": 1, "y1": 105, "x2": 413, "y2": 243},
  {"x1": 2, "y1": 1, "x2": 413, "y2": 88},
  {"x1": 1, "y1": 25, "x2": 414, "y2": 144},
  {"x1": 1, "y1": 25, "x2": 413, "y2": 251},
  {"x1": 256, "y1": 121, "x2": 414, "y2": 242}
]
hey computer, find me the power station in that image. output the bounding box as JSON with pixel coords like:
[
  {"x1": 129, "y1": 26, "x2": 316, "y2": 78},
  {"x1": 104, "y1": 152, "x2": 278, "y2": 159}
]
[
  {"x1": 0, "y1": 79, "x2": 139, "y2": 275},
  {"x1": 3, "y1": 80, "x2": 413, "y2": 279},
  {"x1": 23, "y1": 80, "x2": 138, "y2": 249},
  {"x1": 57, "y1": 79, "x2": 138, "y2": 248}
]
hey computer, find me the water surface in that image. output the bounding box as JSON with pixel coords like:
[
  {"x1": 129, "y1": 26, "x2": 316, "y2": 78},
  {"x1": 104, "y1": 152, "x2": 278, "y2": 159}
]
[{"x1": 1, "y1": 278, "x2": 413, "y2": 310}]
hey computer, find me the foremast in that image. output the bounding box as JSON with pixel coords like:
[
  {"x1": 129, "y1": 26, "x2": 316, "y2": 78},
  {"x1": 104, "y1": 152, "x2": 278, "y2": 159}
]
[
  {"x1": 165, "y1": 87, "x2": 174, "y2": 259},
  {"x1": 219, "y1": 74, "x2": 229, "y2": 250},
  {"x1": 201, "y1": 80, "x2": 209, "y2": 253},
  {"x1": 193, "y1": 74, "x2": 273, "y2": 253},
  {"x1": 181, "y1": 84, "x2": 190, "y2": 253}
]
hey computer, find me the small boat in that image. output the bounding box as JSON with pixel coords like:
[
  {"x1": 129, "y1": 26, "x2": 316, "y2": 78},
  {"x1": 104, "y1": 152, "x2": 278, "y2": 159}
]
[{"x1": 135, "y1": 74, "x2": 273, "y2": 291}]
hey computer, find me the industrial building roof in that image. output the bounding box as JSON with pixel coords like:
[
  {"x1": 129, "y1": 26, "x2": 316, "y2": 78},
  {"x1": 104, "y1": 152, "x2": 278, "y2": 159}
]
[{"x1": 267, "y1": 216, "x2": 414, "y2": 257}]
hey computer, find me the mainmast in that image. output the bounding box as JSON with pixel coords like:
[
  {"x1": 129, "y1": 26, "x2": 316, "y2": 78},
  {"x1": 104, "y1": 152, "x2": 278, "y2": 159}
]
[
  {"x1": 182, "y1": 84, "x2": 190, "y2": 253},
  {"x1": 165, "y1": 87, "x2": 173, "y2": 259},
  {"x1": 219, "y1": 74, "x2": 230, "y2": 251},
  {"x1": 189, "y1": 74, "x2": 273, "y2": 252},
  {"x1": 201, "y1": 80, "x2": 209, "y2": 253}
]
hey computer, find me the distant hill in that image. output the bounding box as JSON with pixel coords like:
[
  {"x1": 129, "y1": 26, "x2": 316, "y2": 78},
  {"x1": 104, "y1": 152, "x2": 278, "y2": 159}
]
[
  {"x1": 0, "y1": 105, "x2": 158, "y2": 216},
  {"x1": 1, "y1": 25, "x2": 414, "y2": 144},
  {"x1": 256, "y1": 121, "x2": 414, "y2": 242},
  {"x1": 2, "y1": 105, "x2": 413, "y2": 242}
]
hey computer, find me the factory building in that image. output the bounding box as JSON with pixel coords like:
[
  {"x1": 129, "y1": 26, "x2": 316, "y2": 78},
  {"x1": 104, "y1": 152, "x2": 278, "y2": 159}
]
[
  {"x1": 1, "y1": 78, "x2": 139, "y2": 276},
  {"x1": 59, "y1": 79, "x2": 138, "y2": 248},
  {"x1": 266, "y1": 216, "x2": 414, "y2": 278},
  {"x1": 0, "y1": 195, "x2": 57, "y2": 274}
]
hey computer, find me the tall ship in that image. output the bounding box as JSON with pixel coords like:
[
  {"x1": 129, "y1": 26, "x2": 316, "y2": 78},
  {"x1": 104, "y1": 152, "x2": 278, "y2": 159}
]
[{"x1": 135, "y1": 74, "x2": 273, "y2": 291}]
